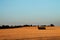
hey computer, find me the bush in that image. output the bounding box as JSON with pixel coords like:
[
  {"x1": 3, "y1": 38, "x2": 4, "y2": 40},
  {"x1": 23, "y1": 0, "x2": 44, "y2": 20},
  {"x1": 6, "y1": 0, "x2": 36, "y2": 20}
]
[{"x1": 50, "y1": 24, "x2": 55, "y2": 27}]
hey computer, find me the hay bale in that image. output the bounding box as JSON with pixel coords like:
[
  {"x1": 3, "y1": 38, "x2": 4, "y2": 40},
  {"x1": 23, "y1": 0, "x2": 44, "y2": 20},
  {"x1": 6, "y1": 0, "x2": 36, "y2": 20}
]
[{"x1": 38, "y1": 25, "x2": 46, "y2": 30}]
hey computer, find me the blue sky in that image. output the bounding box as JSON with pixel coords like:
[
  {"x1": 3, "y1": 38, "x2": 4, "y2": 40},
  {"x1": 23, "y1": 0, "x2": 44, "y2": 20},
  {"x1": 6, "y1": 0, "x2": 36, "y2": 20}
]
[{"x1": 0, "y1": 0, "x2": 60, "y2": 25}]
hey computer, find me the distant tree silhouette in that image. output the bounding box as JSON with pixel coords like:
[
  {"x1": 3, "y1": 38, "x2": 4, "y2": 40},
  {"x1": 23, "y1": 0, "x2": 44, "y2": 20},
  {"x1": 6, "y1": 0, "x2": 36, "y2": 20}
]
[
  {"x1": 0, "y1": 24, "x2": 24, "y2": 29},
  {"x1": 5, "y1": 25, "x2": 9, "y2": 28},
  {"x1": 10, "y1": 25, "x2": 13, "y2": 27},
  {"x1": 0, "y1": 24, "x2": 33, "y2": 29},
  {"x1": 1, "y1": 25, "x2": 9, "y2": 28},
  {"x1": 2, "y1": 25, "x2": 5, "y2": 28},
  {"x1": 0, "y1": 26, "x2": 2, "y2": 28},
  {"x1": 50, "y1": 24, "x2": 55, "y2": 27},
  {"x1": 24, "y1": 24, "x2": 30, "y2": 27},
  {"x1": 14, "y1": 25, "x2": 23, "y2": 28}
]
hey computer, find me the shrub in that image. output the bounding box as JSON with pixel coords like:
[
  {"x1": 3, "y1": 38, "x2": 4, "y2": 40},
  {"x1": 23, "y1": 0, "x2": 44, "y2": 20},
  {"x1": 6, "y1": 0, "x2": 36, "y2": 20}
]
[{"x1": 50, "y1": 24, "x2": 55, "y2": 27}]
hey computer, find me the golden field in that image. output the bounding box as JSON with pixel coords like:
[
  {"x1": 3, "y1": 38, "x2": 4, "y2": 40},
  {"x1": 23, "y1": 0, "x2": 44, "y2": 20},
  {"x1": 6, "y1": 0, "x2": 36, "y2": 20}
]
[{"x1": 0, "y1": 26, "x2": 60, "y2": 40}]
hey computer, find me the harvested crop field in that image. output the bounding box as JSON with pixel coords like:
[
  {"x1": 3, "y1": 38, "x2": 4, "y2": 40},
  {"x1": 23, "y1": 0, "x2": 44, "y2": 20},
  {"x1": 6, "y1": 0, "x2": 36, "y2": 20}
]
[{"x1": 0, "y1": 26, "x2": 60, "y2": 40}]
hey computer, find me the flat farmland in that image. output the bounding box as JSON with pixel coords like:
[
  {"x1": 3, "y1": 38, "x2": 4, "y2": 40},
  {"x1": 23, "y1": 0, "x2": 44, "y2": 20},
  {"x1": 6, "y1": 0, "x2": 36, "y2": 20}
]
[{"x1": 0, "y1": 26, "x2": 60, "y2": 40}]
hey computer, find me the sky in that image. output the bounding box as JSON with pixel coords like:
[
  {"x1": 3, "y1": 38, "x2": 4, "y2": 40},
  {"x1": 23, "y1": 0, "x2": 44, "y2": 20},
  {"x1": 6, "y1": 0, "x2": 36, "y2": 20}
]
[{"x1": 0, "y1": 0, "x2": 60, "y2": 26}]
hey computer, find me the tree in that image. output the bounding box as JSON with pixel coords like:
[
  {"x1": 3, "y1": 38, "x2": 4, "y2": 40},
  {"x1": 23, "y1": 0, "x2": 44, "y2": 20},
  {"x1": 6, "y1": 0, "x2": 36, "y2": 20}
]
[{"x1": 50, "y1": 24, "x2": 55, "y2": 27}]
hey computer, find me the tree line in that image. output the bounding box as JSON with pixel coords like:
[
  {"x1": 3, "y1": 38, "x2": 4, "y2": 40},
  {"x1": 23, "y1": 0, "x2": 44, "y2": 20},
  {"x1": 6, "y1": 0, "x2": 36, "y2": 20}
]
[{"x1": 0, "y1": 24, "x2": 55, "y2": 29}]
